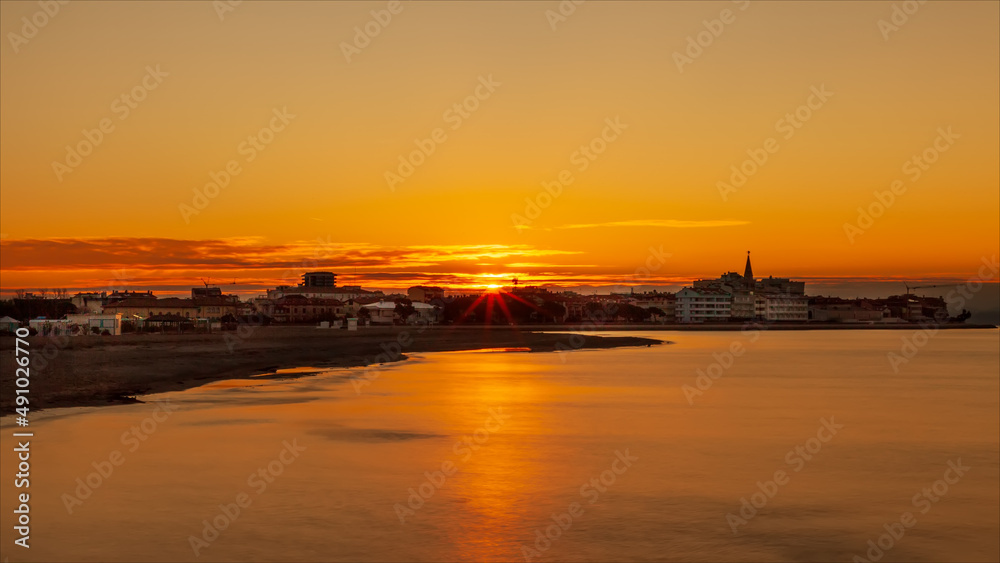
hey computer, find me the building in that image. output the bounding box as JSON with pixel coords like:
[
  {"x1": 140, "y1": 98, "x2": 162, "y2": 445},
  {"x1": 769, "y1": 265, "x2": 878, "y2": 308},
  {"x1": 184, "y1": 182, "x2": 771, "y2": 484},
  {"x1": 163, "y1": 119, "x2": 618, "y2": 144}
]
[
  {"x1": 66, "y1": 313, "x2": 123, "y2": 335},
  {"x1": 0, "y1": 316, "x2": 20, "y2": 332},
  {"x1": 562, "y1": 298, "x2": 589, "y2": 321},
  {"x1": 808, "y1": 298, "x2": 888, "y2": 322},
  {"x1": 629, "y1": 291, "x2": 677, "y2": 323},
  {"x1": 270, "y1": 296, "x2": 347, "y2": 324},
  {"x1": 29, "y1": 317, "x2": 71, "y2": 336},
  {"x1": 408, "y1": 302, "x2": 439, "y2": 324},
  {"x1": 763, "y1": 295, "x2": 808, "y2": 321},
  {"x1": 192, "y1": 286, "x2": 223, "y2": 299},
  {"x1": 103, "y1": 297, "x2": 199, "y2": 320},
  {"x1": 107, "y1": 290, "x2": 155, "y2": 303},
  {"x1": 264, "y1": 276, "x2": 373, "y2": 301},
  {"x1": 302, "y1": 272, "x2": 336, "y2": 288},
  {"x1": 193, "y1": 295, "x2": 240, "y2": 319},
  {"x1": 362, "y1": 301, "x2": 397, "y2": 325},
  {"x1": 71, "y1": 292, "x2": 107, "y2": 314},
  {"x1": 756, "y1": 277, "x2": 805, "y2": 296},
  {"x1": 408, "y1": 286, "x2": 445, "y2": 303},
  {"x1": 730, "y1": 292, "x2": 758, "y2": 320},
  {"x1": 675, "y1": 287, "x2": 732, "y2": 323}
]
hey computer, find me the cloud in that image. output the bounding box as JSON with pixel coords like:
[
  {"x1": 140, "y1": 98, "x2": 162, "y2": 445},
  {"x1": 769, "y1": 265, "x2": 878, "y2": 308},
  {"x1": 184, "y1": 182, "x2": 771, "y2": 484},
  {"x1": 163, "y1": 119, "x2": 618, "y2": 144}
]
[
  {"x1": 0, "y1": 237, "x2": 587, "y2": 271},
  {"x1": 553, "y1": 219, "x2": 750, "y2": 230},
  {"x1": 515, "y1": 219, "x2": 750, "y2": 231}
]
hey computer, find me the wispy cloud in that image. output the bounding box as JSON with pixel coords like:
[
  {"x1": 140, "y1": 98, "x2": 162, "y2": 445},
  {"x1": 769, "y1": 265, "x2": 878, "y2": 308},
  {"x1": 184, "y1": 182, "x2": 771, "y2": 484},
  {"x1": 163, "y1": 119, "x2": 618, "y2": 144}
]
[
  {"x1": 517, "y1": 219, "x2": 750, "y2": 231},
  {"x1": 0, "y1": 237, "x2": 605, "y2": 295},
  {"x1": 0, "y1": 237, "x2": 584, "y2": 271}
]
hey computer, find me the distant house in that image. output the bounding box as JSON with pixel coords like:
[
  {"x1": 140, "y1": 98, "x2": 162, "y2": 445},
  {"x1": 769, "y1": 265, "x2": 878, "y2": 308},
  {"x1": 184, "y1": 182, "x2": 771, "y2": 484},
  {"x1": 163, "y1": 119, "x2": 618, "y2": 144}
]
[
  {"x1": 408, "y1": 286, "x2": 445, "y2": 303},
  {"x1": 362, "y1": 301, "x2": 397, "y2": 325},
  {"x1": 103, "y1": 297, "x2": 199, "y2": 320},
  {"x1": 145, "y1": 314, "x2": 191, "y2": 331},
  {"x1": 71, "y1": 292, "x2": 107, "y2": 314},
  {"x1": 271, "y1": 296, "x2": 346, "y2": 323},
  {"x1": 66, "y1": 313, "x2": 123, "y2": 336},
  {"x1": 101, "y1": 295, "x2": 237, "y2": 321},
  {"x1": 409, "y1": 302, "x2": 439, "y2": 324},
  {"x1": 28, "y1": 317, "x2": 71, "y2": 336},
  {"x1": 629, "y1": 292, "x2": 677, "y2": 323},
  {"x1": 0, "y1": 316, "x2": 20, "y2": 333}
]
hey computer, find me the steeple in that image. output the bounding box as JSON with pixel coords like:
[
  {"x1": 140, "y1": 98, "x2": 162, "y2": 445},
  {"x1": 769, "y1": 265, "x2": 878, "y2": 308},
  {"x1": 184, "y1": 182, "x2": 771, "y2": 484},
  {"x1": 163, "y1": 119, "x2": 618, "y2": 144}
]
[{"x1": 743, "y1": 251, "x2": 754, "y2": 288}]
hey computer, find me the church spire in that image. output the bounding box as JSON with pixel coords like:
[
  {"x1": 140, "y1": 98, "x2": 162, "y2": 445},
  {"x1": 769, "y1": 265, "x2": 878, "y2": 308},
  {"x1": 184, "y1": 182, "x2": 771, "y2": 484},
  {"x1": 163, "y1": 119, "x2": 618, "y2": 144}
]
[{"x1": 743, "y1": 251, "x2": 754, "y2": 287}]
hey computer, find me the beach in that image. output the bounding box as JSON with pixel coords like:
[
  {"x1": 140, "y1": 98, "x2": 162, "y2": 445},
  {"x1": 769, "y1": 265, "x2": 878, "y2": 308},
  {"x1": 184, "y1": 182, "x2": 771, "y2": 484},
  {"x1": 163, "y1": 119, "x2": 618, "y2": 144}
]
[{"x1": 0, "y1": 326, "x2": 661, "y2": 414}]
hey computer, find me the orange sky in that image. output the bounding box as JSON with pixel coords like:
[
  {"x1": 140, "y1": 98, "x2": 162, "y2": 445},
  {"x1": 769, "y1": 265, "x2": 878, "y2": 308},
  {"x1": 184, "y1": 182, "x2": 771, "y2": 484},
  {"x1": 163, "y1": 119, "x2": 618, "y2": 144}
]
[{"x1": 1, "y1": 1, "x2": 997, "y2": 296}]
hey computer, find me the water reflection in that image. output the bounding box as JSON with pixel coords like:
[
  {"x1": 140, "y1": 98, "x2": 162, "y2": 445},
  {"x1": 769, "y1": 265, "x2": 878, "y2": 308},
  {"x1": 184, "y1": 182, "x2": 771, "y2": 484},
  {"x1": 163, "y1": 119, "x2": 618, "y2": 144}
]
[{"x1": 0, "y1": 330, "x2": 997, "y2": 562}]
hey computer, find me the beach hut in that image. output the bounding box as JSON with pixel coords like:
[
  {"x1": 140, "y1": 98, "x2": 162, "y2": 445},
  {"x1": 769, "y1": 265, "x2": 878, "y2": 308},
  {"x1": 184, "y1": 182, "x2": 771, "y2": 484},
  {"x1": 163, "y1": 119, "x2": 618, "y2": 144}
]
[{"x1": 0, "y1": 316, "x2": 19, "y2": 333}]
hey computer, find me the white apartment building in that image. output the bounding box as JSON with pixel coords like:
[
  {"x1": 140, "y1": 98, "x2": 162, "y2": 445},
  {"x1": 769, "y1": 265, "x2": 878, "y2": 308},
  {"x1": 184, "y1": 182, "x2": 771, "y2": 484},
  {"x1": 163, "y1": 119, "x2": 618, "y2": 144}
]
[
  {"x1": 675, "y1": 287, "x2": 732, "y2": 323},
  {"x1": 763, "y1": 295, "x2": 808, "y2": 321}
]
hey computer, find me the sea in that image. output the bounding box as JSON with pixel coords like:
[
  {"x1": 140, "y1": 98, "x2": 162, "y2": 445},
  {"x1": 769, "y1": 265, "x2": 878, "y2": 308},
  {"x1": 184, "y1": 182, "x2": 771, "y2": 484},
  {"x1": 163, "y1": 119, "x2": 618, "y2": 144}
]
[{"x1": 2, "y1": 329, "x2": 998, "y2": 562}]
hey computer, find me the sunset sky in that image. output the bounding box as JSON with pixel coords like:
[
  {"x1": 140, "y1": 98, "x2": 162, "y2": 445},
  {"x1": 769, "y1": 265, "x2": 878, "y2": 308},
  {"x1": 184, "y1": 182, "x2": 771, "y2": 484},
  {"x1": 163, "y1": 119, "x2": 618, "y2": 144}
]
[{"x1": 1, "y1": 1, "x2": 997, "y2": 300}]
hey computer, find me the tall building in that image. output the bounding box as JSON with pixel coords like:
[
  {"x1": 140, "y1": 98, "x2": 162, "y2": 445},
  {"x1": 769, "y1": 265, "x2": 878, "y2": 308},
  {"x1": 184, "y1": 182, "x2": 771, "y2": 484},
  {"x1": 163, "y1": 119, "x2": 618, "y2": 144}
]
[
  {"x1": 302, "y1": 272, "x2": 336, "y2": 288},
  {"x1": 192, "y1": 287, "x2": 223, "y2": 299},
  {"x1": 676, "y1": 287, "x2": 732, "y2": 323}
]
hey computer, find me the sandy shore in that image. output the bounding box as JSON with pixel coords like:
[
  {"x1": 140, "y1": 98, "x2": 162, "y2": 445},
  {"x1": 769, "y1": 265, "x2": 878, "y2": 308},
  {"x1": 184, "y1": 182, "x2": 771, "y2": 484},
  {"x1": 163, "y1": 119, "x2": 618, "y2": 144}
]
[
  {"x1": 4, "y1": 322, "x2": 994, "y2": 415},
  {"x1": 0, "y1": 326, "x2": 662, "y2": 414}
]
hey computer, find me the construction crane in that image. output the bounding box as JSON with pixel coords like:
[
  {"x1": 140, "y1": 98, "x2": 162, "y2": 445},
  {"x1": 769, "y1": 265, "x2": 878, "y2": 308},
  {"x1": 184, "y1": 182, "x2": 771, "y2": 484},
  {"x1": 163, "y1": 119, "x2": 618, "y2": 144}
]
[
  {"x1": 200, "y1": 278, "x2": 238, "y2": 288},
  {"x1": 903, "y1": 282, "x2": 954, "y2": 296}
]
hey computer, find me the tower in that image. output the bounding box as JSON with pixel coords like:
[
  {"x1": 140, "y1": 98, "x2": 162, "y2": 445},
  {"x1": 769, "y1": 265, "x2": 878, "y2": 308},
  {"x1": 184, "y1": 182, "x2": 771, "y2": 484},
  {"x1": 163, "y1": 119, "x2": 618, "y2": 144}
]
[{"x1": 743, "y1": 251, "x2": 754, "y2": 289}]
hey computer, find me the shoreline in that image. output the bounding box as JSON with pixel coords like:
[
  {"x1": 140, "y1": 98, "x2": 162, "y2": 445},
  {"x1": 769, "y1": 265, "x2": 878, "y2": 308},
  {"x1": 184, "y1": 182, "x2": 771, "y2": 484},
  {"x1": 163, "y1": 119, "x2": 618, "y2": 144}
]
[
  {"x1": 3, "y1": 322, "x2": 995, "y2": 416},
  {"x1": 508, "y1": 322, "x2": 999, "y2": 331},
  {"x1": 0, "y1": 326, "x2": 662, "y2": 415}
]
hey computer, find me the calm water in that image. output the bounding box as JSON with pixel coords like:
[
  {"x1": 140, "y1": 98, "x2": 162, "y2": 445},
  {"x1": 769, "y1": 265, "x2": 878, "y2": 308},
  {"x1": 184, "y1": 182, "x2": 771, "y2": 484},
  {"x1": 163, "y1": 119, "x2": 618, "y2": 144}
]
[{"x1": 2, "y1": 330, "x2": 998, "y2": 562}]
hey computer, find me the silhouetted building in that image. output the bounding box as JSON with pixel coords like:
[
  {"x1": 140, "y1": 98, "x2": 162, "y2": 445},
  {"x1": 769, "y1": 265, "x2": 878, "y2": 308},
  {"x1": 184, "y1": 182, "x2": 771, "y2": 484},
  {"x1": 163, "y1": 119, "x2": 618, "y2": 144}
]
[
  {"x1": 408, "y1": 286, "x2": 445, "y2": 303},
  {"x1": 192, "y1": 287, "x2": 223, "y2": 299},
  {"x1": 302, "y1": 272, "x2": 336, "y2": 288}
]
